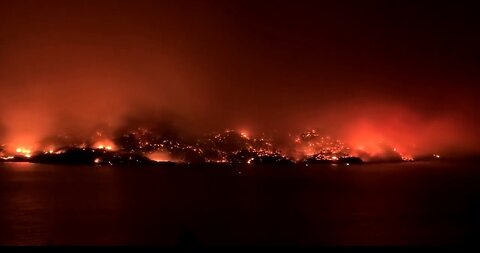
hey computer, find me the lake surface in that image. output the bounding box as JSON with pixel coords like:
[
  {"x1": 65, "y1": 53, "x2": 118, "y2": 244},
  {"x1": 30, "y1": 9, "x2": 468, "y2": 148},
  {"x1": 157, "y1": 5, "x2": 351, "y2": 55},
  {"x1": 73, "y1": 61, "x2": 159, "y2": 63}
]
[{"x1": 0, "y1": 161, "x2": 479, "y2": 246}]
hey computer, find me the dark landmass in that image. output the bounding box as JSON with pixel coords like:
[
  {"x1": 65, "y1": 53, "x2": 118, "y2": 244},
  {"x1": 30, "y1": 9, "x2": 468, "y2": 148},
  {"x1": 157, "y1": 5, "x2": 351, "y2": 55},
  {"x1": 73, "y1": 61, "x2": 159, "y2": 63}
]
[
  {"x1": 0, "y1": 147, "x2": 451, "y2": 167},
  {"x1": 301, "y1": 156, "x2": 364, "y2": 165},
  {"x1": 1, "y1": 148, "x2": 160, "y2": 166}
]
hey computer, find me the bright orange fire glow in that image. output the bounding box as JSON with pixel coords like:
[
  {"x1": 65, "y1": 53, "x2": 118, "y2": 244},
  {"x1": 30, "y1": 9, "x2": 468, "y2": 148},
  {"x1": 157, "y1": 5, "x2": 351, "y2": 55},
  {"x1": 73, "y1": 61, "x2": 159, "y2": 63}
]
[
  {"x1": 93, "y1": 140, "x2": 116, "y2": 151},
  {"x1": 240, "y1": 130, "x2": 249, "y2": 139},
  {"x1": 15, "y1": 147, "x2": 32, "y2": 158},
  {"x1": 146, "y1": 151, "x2": 174, "y2": 162}
]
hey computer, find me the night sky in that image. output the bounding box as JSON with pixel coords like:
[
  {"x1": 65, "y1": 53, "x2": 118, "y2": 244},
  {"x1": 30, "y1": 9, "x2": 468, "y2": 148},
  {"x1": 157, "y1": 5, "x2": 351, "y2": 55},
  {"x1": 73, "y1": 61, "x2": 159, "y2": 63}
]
[{"x1": 0, "y1": 0, "x2": 479, "y2": 155}]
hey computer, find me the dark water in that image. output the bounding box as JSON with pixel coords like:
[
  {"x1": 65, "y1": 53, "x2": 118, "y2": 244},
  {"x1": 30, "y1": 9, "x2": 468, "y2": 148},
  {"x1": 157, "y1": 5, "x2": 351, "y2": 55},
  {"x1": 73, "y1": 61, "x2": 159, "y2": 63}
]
[{"x1": 0, "y1": 161, "x2": 479, "y2": 246}]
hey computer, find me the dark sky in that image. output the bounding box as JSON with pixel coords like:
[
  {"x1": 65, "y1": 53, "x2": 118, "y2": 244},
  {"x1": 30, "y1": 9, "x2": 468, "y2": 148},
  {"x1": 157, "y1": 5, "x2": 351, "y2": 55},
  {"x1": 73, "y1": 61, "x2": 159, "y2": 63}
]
[{"x1": 0, "y1": 0, "x2": 479, "y2": 154}]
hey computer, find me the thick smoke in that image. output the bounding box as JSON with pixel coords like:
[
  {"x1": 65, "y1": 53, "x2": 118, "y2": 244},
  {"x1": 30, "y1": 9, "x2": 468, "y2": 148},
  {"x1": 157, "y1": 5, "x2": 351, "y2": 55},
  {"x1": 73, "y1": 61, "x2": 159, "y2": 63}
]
[{"x1": 0, "y1": 0, "x2": 479, "y2": 157}]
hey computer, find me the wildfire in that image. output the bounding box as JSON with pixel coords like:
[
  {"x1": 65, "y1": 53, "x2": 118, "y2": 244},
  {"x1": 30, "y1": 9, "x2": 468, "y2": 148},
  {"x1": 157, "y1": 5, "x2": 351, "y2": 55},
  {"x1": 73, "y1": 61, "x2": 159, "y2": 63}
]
[
  {"x1": 240, "y1": 130, "x2": 249, "y2": 139},
  {"x1": 0, "y1": 128, "x2": 433, "y2": 165},
  {"x1": 146, "y1": 151, "x2": 176, "y2": 163},
  {"x1": 15, "y1": 147, "x2": 32, "y2": 158},
  {"x1": 93, "y1": 140, "x2": 115, "y2": 151}
]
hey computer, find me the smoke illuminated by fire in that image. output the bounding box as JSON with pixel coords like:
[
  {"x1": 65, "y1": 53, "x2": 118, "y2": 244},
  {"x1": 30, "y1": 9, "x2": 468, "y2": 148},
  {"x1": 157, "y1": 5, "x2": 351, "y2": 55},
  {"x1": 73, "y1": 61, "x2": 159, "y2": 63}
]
[
  {"x1": 0, "y1": 1, "x2": 478, "y2": 164},
  {"x1": 0, "y1": 123, "x2": 448, "y2": 164},
  {"x1": 0, "y1": 103, "x2": 472, "y2": 164}
]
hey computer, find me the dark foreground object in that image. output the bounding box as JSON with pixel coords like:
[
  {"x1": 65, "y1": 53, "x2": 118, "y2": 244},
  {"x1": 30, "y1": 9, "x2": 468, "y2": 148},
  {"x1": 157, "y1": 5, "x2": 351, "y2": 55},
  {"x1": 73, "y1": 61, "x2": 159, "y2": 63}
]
[{"x1": 0, "y1": 161, "x2": 479, "y2": 246}]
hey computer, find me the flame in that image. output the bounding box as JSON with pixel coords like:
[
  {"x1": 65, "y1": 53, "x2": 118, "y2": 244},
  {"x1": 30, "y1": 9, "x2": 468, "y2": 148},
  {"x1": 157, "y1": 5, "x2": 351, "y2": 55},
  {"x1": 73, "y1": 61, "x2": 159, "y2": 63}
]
[
  {"x1": 15, "y1": 147, "x2": 32, "y2": 158},
  {"x1": 240, "y1": 130, "x2": 249, "y2": 139},
  {"x1": 93, "y1": 140, "x2": 116, "y2": 151},
  {"x1": 146, "y1": 151, "x2": 175, "y2": 162}
]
